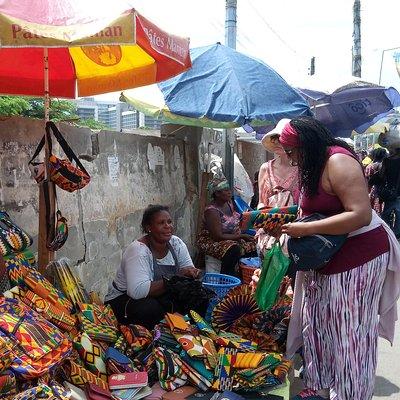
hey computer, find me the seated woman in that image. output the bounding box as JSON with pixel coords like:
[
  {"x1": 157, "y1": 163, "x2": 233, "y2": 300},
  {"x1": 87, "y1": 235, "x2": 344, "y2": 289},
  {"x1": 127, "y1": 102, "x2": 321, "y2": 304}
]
[
  {"x1": 197, "y1": 178, "x2": 257, "y2": 276},
  {"x1": 104, "y1": 205, "x2": 200, "y2": 330}
]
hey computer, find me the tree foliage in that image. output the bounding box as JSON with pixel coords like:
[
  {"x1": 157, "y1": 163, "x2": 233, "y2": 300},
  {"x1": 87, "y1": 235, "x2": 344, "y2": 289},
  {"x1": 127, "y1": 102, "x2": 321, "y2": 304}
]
[{"x1": 0, "y1": 96, "x2": 109, "y2": 130}]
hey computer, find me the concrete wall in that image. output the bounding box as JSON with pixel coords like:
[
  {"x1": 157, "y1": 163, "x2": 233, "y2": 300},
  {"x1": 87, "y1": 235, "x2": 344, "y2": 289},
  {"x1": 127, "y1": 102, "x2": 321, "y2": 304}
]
[
  {"x1": 0, "y1": 117, "x2": 201, "y2": 298},
  {"x1": 237, "y1": 139, "x2": 271, "y2": 180}
]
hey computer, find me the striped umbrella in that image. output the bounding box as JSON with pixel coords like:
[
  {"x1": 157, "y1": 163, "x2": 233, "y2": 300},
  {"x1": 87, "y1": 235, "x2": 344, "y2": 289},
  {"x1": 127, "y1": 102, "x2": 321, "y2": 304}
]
[{"x1": 0, "y1": 0, "x2": 191, "y2": 99}]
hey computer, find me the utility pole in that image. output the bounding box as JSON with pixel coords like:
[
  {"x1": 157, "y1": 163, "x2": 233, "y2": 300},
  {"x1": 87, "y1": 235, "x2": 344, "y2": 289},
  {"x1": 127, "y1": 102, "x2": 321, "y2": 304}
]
[
  {"x1": 224, "y1": 0, "x2": 237, "y2": 188},
  {"x1": 352, "y1": 0, "x2": 361, "y2": 77}
]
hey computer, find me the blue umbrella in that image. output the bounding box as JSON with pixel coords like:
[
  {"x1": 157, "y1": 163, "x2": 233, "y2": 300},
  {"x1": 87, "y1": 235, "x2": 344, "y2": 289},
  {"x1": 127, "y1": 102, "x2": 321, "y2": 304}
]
[
  {"x1": 298, "y1": 81, "x2": 400, "y2": 137},
  {"x1": 121, "y1": 43, "x2": 311, "y2": 128}
]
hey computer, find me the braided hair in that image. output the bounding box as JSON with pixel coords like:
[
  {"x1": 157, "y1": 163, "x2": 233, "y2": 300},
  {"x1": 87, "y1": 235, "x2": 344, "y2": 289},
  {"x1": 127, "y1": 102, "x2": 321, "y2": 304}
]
[{"x1": 290, "y1": 116, "x2": 356, "y2": 197}]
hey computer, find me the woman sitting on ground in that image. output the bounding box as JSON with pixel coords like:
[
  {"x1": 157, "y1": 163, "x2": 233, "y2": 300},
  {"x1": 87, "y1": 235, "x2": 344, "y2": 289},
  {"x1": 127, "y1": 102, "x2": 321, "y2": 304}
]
[
  {"x1": 104, "y1": 204, "x2": 200, "y2": 329},
  {"x1": 197, "y1": 178, "x2": 257, "y2": 276}
]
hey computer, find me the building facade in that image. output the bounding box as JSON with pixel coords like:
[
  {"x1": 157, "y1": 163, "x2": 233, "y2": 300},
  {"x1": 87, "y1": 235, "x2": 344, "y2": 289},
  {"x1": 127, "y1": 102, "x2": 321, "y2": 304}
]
[{"x1": 75, "y1": 98, "x2": 162, "y2": 131}]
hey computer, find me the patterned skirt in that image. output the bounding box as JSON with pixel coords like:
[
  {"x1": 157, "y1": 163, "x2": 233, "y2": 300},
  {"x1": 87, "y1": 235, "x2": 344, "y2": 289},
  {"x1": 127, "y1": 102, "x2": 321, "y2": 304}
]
[
  {"x1": 302, "y1": 253, "x2": 388, "y2": 400},
  {"x1": 197, "y1": 229, "x2": 257, "y2": 260}
]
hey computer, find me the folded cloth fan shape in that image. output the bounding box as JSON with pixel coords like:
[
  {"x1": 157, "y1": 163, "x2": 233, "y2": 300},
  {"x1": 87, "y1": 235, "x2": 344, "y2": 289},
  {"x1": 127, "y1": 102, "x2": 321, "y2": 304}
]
[{"x1": 212, "y1": 285, "x2": 262, "y2": 332}]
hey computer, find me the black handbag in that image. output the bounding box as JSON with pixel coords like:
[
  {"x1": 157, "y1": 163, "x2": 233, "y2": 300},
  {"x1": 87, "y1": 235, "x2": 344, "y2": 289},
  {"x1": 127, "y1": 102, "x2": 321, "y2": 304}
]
[
  {"x1": 375, "y1": 158, "x2": 400, "y2": 202},
  {"x1": 287, "y1": 213, "x2": 348, "y2": 271}
]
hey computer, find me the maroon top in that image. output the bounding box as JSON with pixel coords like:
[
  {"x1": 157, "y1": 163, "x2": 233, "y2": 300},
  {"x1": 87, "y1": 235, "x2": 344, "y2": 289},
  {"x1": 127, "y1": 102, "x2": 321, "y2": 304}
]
[{"x1": 300, "y1": 146, "x2": 389, "y2": 274}]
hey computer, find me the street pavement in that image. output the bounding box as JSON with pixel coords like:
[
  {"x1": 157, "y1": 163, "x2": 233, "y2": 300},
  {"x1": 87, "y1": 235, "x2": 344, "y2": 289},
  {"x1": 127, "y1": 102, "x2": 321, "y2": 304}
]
[{"x1": 290, "y1": 304, "x2": 400, "y2": 399}]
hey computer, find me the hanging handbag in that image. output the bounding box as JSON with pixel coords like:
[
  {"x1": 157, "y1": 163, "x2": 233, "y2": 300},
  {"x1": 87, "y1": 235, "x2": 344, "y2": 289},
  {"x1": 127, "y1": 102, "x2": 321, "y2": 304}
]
[
  {"x1": 0, "y1": 211, "x2": 32, "y2": 257},
  {"x1": 47, "y1": 210, "x2": 68, "y2": 251},
  {"x1": 29, "y1": 121, "x2": 90, "y2": 192},
  {"x1": 287, "y1": 213, "x2": 348, "y2": 271}
]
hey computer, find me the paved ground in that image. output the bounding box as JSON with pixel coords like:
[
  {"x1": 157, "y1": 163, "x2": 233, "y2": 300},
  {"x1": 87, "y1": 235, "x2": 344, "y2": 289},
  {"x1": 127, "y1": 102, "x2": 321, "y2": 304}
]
[{"x1": 290, "y1": 304, "x2": 400, "y2": 399}]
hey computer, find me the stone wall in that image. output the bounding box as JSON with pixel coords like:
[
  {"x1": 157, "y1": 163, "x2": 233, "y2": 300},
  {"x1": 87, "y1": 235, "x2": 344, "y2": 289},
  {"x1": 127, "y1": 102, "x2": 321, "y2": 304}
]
[{"x1": 0, "y1": 117, "x2": 201, "y2": 298}]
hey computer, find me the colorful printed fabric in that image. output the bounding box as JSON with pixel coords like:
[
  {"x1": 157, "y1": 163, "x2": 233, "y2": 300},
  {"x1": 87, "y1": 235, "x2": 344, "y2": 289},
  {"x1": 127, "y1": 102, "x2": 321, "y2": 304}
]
[
  {"x1": 154, "y1": 347, "x2": 187, "y2": 391},
  {"x1": 179, "y1": 350, "x2": 214, "y2": 383},
  {"x1": 213, "y1": 347, "x2": 238, "y2": 392},
  {"x1": 211, "y1": 285, "x2": 262, "y2": 332},
  {"x1": 78, "y1": 303, "x2": 118, "y2": 328},
  {"x1": 21, "y1": 289, "x2": 76, "y2": 332},
  {"x1": 0, "y1": 335, "x2": 14, "y2": 373},
  {"x1": 0, "y1": 298, "x2": 72, "y2": 379},
  {"x1": 273, "y1": 358, "x2": 292, "y2": 384},
  {"x1": 0, "y1": 370, "x2": 16, "y2": 398},
  {"x1": 2, "y1": 285, "x2": 26, "y2": 301},
  {"x1": 174, "y1": 356, "x2": 212, "y2": 391},
  {"x1": 233, "y1": 352, "x2": 265, "y2": 369},
  {"x1": 78, "y1": 314, "x2": 119, "y2": 343},
  {"x1": 104, "y1": 347, "x2": 137, "y2": 375},
  {"x1": 253, "y1": 212, "x2": 296, "y2": 230},
  {"x1": 190, "y1": 310, "x2": 218, "y2": 339},
  {"x1": 4, "y1": 252, "x2": 35, "y2": 287},
  {"x1": 240, "y1": 205, "x2": 298, "y2": 231},
  {"x1": 23, "y1": 269, "x2": 73, "y2": 313},
  {"x1": 197, "y1": 229, "x2": 257, "y2": 260},
  {"x1": 165, "y1": 313, "x2": 190, "y2": 333},
  {"x1": 120, "y1": 324, "x2": 153, "y2": 353},
  {"x1": 73, "y1": 332, "x2": 107, "y2": 382},
  {"x1": 13, "y1": 382, "x2": 70, "y2": 400},
  {"x1": 61, "y1": 359, "x2": 109, "y2": 391}
]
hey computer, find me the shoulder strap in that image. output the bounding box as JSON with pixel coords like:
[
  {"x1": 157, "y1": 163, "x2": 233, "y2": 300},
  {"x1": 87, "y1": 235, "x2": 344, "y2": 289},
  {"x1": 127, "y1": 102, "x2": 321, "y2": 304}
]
[
  {"x1": 29, "y1": 122, "x2": 89, "y2": 176},
  {"x1": 167, "y1": 242, "x2": 179, "y2": 266}
]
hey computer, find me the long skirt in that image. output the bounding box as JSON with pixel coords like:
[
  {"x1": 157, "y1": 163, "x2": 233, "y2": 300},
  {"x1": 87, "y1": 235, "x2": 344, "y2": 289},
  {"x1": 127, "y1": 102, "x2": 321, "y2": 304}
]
[{"x1": 302, "y1": 252, "x2": 388, "y2": 400}]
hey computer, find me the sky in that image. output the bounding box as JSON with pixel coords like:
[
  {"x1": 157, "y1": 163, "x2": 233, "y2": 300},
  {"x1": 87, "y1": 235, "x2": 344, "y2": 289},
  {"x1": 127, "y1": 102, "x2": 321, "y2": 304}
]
[{"x1": 97, "y1": 0, "x2": 400, "y2": 100}]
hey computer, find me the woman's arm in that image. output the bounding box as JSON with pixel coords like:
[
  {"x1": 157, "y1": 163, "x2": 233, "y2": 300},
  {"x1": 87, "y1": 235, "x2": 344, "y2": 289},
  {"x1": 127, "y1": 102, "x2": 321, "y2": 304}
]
[
  {"x1": 205, "y1": 209, "x2": 248, "y2": 241},
  {"x1": 282, "y1": 154, "x2": 372, "y2": 237},
  {"x1": 257, "y1": 163, "x2": 268, "y2": 209}
]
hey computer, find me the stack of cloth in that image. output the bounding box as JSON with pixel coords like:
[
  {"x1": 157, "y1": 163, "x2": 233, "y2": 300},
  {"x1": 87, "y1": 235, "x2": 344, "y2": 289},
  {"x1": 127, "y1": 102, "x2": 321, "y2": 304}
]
[{"x1": 0, "y1": 252, "x2": 293, "y2": 399}]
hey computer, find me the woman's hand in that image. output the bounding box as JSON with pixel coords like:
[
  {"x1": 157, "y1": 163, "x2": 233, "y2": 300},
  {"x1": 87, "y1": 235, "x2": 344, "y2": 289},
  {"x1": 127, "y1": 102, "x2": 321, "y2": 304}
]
[
  {"x1": 239, "y1": 233, "x2": 255, "y2": 242},
  {"x1": 281, "y1": 222, "x2": 311, "y2": 237},
  {"x1": 181, "y1": 266, "x2": 201, "y2": 278},
  {"x1": 250, "y1": 268, "x2": 261, "y2": 291}
]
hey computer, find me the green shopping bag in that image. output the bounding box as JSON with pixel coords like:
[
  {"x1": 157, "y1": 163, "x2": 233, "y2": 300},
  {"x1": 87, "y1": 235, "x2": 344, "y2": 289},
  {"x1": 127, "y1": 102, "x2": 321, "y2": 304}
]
[{"x1": 255, "y1": 243, "x2": 290, "y2": 311}]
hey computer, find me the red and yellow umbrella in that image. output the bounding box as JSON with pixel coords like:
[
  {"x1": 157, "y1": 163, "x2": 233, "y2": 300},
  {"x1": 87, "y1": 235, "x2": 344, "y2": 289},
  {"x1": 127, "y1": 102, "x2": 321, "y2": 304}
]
[
  {"x1": 0, "y1": 0, "x2": 191, "y2": 268},
  {"x1": 0, "y1": 0, "x2": 191, "y2": 98}
]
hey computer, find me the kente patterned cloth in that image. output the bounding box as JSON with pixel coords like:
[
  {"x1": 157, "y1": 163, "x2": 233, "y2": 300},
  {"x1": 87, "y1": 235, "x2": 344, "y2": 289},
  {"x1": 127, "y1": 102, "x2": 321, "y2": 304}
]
[
  {"x1": 233, "y1": 352, "x2": 265, "y2": 369},
  {"x1": 190, "y1": 310, "x2": 218, "y2": 340},
  {"x1": 78, "y1": 303, "x2": 118, "y2": 328},
  {"x1": 73, "y1": 332, "x2": 107, "y2": 382},
  {"x1": 61, "y1": 359, "x2": 109, "y2": 391},
  {"x1": 78, "y1": 314, "x2": 119, "y2": 343},
  {"x1": 2, "y1": 285, "x2": 26, "y2": 301},
  {"x1": 253, "y1": 213, "x2": 296, "y2": 230},
  {"x1": 212, "y1": 347, "x2": 237, "y2": 391},
  {"x1": 154, "y1": 347, "x2": 187, "y2": 391},
  {"x1": 23, "y1": 269, "x2": 73, "y2": 313},
  {"x1": 4, "y1": 252, "x2": 35, "y2": 287},
  {"x1": 21, "y1": 289, "x2": 76, "y2": 332},
  {"x1": 178, "y1": 350, "x2": 214, "y2": 383},
  {"x1": 240, "y1": 205, "x2": 298, "y2": 231},
  {"x1": 0, "y1": 335, "x2": 14, "y2": 372}
]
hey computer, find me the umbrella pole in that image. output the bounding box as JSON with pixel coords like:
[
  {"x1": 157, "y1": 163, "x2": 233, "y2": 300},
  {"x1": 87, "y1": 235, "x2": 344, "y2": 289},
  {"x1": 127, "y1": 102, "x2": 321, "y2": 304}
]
[{"x1": 38, "y1": 47, "x2": 55, "y2": 272}]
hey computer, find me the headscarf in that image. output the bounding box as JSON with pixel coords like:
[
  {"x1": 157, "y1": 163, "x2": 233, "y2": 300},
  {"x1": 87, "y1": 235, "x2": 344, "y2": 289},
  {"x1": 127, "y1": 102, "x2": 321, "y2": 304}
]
[
  {"x1": 279, "y1": 121, "x2": 301, "y2": 148},
  {"x1": 207, "y1": 177, "x2": 230, "y2": 198}
]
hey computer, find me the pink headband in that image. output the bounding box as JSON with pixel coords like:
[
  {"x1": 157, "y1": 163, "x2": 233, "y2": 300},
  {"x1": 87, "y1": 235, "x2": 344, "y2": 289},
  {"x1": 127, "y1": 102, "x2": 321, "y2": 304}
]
[{"x1": 279, "y1": 121, "x2": 301, "y2": 148}]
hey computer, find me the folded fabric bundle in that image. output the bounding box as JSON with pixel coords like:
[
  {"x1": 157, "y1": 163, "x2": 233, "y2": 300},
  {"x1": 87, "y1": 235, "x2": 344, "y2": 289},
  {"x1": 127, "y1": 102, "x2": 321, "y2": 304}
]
[
  {"x1": 165, "y1": 313, "x2": 190, "y2": 334},
  {"x1": 73, "y1": 332, "x2": 107, "y2": 382},
  {"x1": 2, "y1": 285, "x2": 26, "y2": 301},
  {"x1": 179, "y1": 351, "x2": 214, "y2": 383},
  {"x1": 154, "y1": 347, "x2": 187, "y2": 391},
  {"x1": 61, "y1": 359, "x2": 109, "y2": 391},
  {"x1": 174, "y1": 356, "x2": 212, "y2": 392},
  {"x1": 105, "y1": 347, "x2": 137, "y2": 375},
  {"x1": 4, "y1": 252, "x2": 36, "y2": 287},
  {"x1": 233, "y1": 352, "x2": 265, "y2": 369},
  {"x1": 78, "y1": 303, "x2": 118, "y2": 329},
  {"x1": 240, "y1": 206, "x2": 298, "y2": 231},
  {"x1": 78, "y1": 314, "x2": 119, "y2": 343},
  {"x1": 21, "y1": 289, "x2": 76, "y2": 332},
  {"x1": 213, "y1": 348, "x2": 237, "y2": 392},
  {"x1": 120, "y1": 324, "x2": 153, "y2": 354},
  {"x1": 23, "y1": 269, "x2": 73, "y2": 314},
  {"x1": 253, "y1": 213, "x2": 296, "y2": 231}
]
